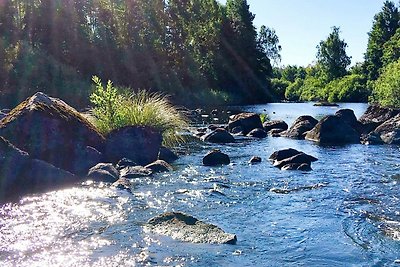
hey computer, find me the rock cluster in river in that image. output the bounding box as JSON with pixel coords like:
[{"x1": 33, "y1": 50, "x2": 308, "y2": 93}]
[
  {"x1": 0, "y1": 92, "x2": 179, "y2": 202},
  {"x1": 269, "y1": 148, "x2": 318, "y2": 171}
]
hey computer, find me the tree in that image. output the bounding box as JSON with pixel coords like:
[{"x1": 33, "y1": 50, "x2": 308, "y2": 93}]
[
  {"x1": 316, "y1": 26, "x2": 351, "y2": 81},
  {"x1": 382, "y1": 28, "x2": 400, "y2": 68},
  {"x1": 364, "y1": 1, "x2": 399, "y2": 80},
  {"x1": 258, "y1": 25, "x2": 281, "y2": 66}
]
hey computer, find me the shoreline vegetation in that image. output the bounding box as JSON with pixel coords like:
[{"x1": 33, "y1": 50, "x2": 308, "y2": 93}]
[{"x1": 0, "y1": 0, "x2": 399, "y2": 109}]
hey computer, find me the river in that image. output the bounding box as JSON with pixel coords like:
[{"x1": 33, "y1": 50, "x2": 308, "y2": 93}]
[{"x1": 1, "y1": 103, "x2": 399, "y2": 266}]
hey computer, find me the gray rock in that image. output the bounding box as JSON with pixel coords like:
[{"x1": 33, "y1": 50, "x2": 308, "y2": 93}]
[
  {"x1": 201, "y1": 128, "x2": 235, "y2": 143},
  {"x1": 203, "y1": 149, "x2": 230, "y2": 166},
  {"x1": 119, "y1": 166, "x2": 153, "y2": 178},
  {"x1": 305, "y1": 115, "x2": 360, "y2": 144},
  {"x1": 231, "y1": 126, "x2": 244, "y2": 135},
  {"x1": 147, "y1": 212, "x2": 237, "y2": 244},
  {"x1": 87, "y1": 163, "x2": 119, "y2": 183},
  {"x1": 249, "y1": 156, "x2": 262, "y2": 164},
  {"x1": 335, "y1": 109, "x2": 358, "y2": 128},
  {"x1": 158, "y1": 146, "x2": 179, "y2": 163},
  {"x1": 112, "y1": 178, "x2": 132, "y2": 193},
  {"x1": 247, "y1": 128, "x2": 267, "y2": 138},
  {"x1": 0, "y1": 92, "x2": 105, "y2": 175},
  {"x1": 104, "y1": 126, "x2": 162, "y2": 165},
  {"x1": 269, "y1": 148, "x2": 317, "y2": 171},
  {"x1": 263, "y1": 120, "x2": 288, "y2": 132},
  {"x1": 116, "y1": 158, "x2": 139, "y2": 170},
  {"x1": 145, "y1": 160, "x2": 173, "y2": 173},
  {"x1": 228, "y1": 112, "x2": 262, "y2": 135},
  {"x1": 371, "y1": 113, "x2": 400, "y2": 144},
  {"x1": 284, "y1": 115, "x2": 318, "y2": 139},
  {"x1": 281, "y1": 163, "x2": 312, "y2": 171},
  {"x1": 0, "y1": 137, "x2": 77, "y2": 202}
]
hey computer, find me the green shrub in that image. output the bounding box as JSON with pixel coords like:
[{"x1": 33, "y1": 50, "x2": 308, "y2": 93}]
[
  {"x1": 90, "y1": 76, "x2": 189, "y2": 146},
  {"x1": 285, "y1": 78, "x2": 304, "y2": 101},
  {"x1": 323, "y1": 74, "x2": 368, "y2": 103},
  {"x1": 372, "y1": 59, "x2": 400, "y2": 108},
  {"x1": 271, "y1": 78, "x2": 290, "y2": 100}
]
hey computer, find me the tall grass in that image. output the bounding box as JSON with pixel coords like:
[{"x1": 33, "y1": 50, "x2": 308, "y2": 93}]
[{"x1": 90, "y1": 76, "x2": 188, "y2": 146}]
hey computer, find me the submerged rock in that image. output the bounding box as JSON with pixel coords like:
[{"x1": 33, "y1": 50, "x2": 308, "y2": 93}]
[
  {"x1": 228, "y1": 112, "x2": 262, "y2": 135},
  {"x1": 0, "y1": 92, "x2": 105, "y2": 175},
  {"x1": 104, "y1": 126, "x2": 162, "y2": 165},
  {"x1": 305, "y1": 115, "x2": 360, "y2": 144},
  {"x1": 112, "y1": 178, "x2": 133, "y2": 193},
  {"x1": 0, "y1": 137, "x2": 77, "y2": 202},
  {"x1": 147, "y1": 212, "x2": 237, "y2": 244},
  {"x1": 247, "y1": 128, "x2": 267, "y2": 138},
  {"x1": 203, "y1": 149, "x2": 230, "y2": 166},
  {"x1": 284, "y1": 115, "x2": 318, "y2": 139},
  {"x1": 201, "y1": 128, "x2": 235, "y2": 143},
  {"x1": 249, "y1": 156, "x2": 262, "y2": 164},
  {"x1": 119, "y1": 166, "x2": 153, "y2": 178},
  {"x1": 87, "y1": 163, "x2": 119, "y2": 183},
  {"x1": 313, "y1": 101, "x2": 339, "y2": 107},
  {"x1": 145, "y1": 160, "x2": 173, "y2": 173}
]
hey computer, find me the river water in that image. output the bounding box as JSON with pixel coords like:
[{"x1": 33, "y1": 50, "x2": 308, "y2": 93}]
[{"x1": 1, "y1": 103, "x2": 399, "y2": 266}]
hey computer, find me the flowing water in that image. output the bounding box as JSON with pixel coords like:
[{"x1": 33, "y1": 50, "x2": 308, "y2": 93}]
[{"x1": 1, "y1": 103, "x2": 400, "y2": 266}]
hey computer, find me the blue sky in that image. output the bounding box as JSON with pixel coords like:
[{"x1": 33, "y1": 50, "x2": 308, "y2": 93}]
[{"x1": 218, "y1": 0, "x2": 387, "y2": 66}]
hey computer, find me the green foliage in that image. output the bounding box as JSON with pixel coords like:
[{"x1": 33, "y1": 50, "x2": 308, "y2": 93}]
[
  {"x1": 259, "y1": 113, "x2": 269, "y2": 124},
  {"x1": 271, "y1": 78, "x2": 290, "y2": 100},
  {"x1": 364, "y1": 1, "x2": 399, "y2": 81},
  {"x1": 372, "y1": 59, "x2": 400, "y2": 107},
  {"x1": 258, "y1": 25, "x2": 282, "y2": 66},
  {"x1": 322, "y1": 74, "x2": 369, "y2": 103},
  {"x1": 90, "y1": 77, "x2": 189, "y2": 146},
  {"x1": 299, "y1": 76, "x2": 326, "y2": 101},
  {"x1": 382, "y1": 28, "x2": 400, "y2": 68},
  {"x1": 316, "y1": 26, "x2": 351, "y2": 81},
  {"x1": 285, "y1": 78, "x2": 304, "y2": 101}
]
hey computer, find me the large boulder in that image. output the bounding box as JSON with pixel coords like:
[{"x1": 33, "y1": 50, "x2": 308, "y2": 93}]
[
  {"x1": 203, "y1": 149, "x2": 230, "y2": 166},
  {"x1": 358, "y1": 105, "x2": 400, "y2": 134},
  {"x1": 201, "y1": 128, "x2": 235, "y2": 143},
  {"x1": 269, "y1": 148, "x2": 302, "y2": 162},
  {"x1": 335, "y1": 109, "x2": 358, "y2": 128},
  {"x1": 87, "y1": 163, "x2": 119, "y2": 183},
  {"x1": 104, "y1": 126, "x2": 162, "y2": 165},
  {"x1": 147, "y1": 212, "x2": 237, "y2": 244},
  {"x1": 284, "y1": 115, "x2": 318, "y2": 139},
  {"x1": 228, "y1": 113, "x2": 262, "y2": 135},
  {"x1": 0, "y1": 137, "x2": 77, "y2": 202},
  {"x1": 369, "y1": 113, "x2": 400, "y2": 145},
  {"x1": 305, "y1": 115, "x2": 360, "y2": 144},
  {"x1": 0, "y1": 92, "x2": 105, "y2": 175},
  {"x1": 263, "y1": 120, "x2": 288, "y2": 132}
]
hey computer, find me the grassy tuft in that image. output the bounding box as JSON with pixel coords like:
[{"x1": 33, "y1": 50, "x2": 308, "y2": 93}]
[{"x1": 90, "y1": 76, "x2": 188, "y2": 146}]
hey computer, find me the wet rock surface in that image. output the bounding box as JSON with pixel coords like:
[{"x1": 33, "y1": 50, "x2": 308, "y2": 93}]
[
  {"x1": 247, "y1": 128, "x2": 267, "y2": 138},
  {"x1": 263, "y1": 120, "x2": 288, "y2": 132},
  {"x1": 228, "y1": 112, "x2": 262, "y2": 135},
  {"x1": 119, "y1": 166, "x2": 153, "y2": 178},
  {"x1": 201, "y1": 128, "x2": 235, "y2": 143},
  {"x1": 87, "y1": 163, "x2": 119, "y2": 183},
  {"x1": 158, "y1": 146, "x2": 179, "y2": 163},
  {"x1": 270, "y1": 148, "x2": 317, "y2": 171},
  {"x1": 284, "y1": 115, "x2": 318, "y2": 139},
  {"x1": 203, "y1": 149, "x2": 230, "y2": 166},
  {"x1": 249, "y1": 156, "x2": 262, "y2": 164},
  {"x1": 147, "y1": 212, "x2": 237, "y2": 244},
  {"x1": 145, "y1": 160, "x2": 173, "y2": 173}
]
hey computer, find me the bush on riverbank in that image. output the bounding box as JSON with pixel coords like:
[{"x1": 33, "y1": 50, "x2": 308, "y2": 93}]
[
  {"x1": 371, "y1": 59, "x2": 400, "y2": 108},
  {"x1": 90, "y1": 76, "x2": 188, "y2": 146}
]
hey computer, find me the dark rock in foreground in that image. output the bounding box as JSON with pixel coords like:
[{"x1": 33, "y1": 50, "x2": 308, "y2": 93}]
[
  {"x1": 284, "y1": 115, "x2": 318, "y2": 139},
  {"x1": 247, "y1": 128, "x2": 267, "y2": 138},
  {"x1": 0, "y1": 137, "x2": 77, "y2": 202},
  {"x1": 112, "y1": 178, "x2": 132, "y2": 193},
  {"x1": 0, "y1": 92, "x2": 105, "y2": 175},
  {"x1": 269, "y1": 148, "x2": 317, "y2": 171},
  {"x1": 305, "y1": 115, "x2": 360, "y2": 144},
  {"x1": 228, "y1": 112, "x2": 262, "y2": 135},
  {"x1": 145, "y1": 160, "x2": 173, "y2": 173},
  {"x1": 201, "y1": 128, "x2": 235, "y2": 143},
  {"x1": 87, "y1": 163, "x2": 119, "y2": 183},
  {"x1": 104, "y1": 126, "x2": 162, "y2": 165},
  {"x1": 359, "y1": 105, "x2": 400, "y2": 127},
  {"x1": 263, "y1": 120, "x2": 288, "y2": 132},
  {"x1": 158, "y1": 146, "x2": 179, "y2": 163},
  {"x1": 335, "y1": 109, "x2": 359, "y2": 129},
  {"x1": 203, "y1": 149, "x2": 230, "y2": 166},
  {"x1": 147, "y1": 212, "x2": 237, "y2": 244}
]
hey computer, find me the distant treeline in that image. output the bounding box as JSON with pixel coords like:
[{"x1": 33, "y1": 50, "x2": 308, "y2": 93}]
[
  {"x1": 0, "y1": 0, "x2": 283, "y2": 108},
  {"x1": 272, "y1": 1, "x2": 400, "y2": 107}
]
